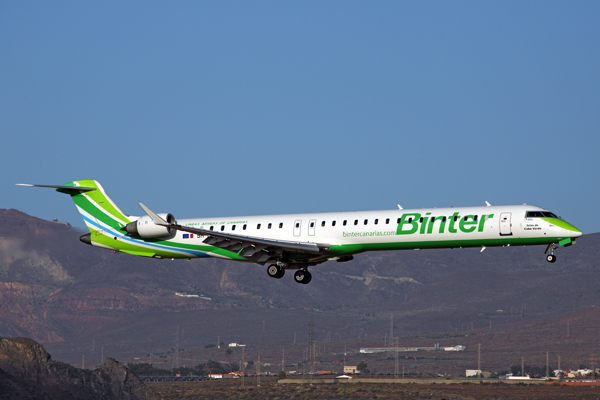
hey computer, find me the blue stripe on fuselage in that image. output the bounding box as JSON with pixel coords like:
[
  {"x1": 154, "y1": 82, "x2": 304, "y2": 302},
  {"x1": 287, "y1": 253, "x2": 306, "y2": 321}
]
[{"x1": 82, "y1": 215, "x2": 209, "y2": 258}]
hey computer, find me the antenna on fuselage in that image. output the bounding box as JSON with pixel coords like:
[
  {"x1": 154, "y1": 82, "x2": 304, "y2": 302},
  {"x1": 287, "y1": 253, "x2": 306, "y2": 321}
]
[
  {"x1": 485, "y1": 201, "x2": 491, "y2": 207},
  {"x1": 397, "y1": 204, "x2": 403, "y2": 210}
]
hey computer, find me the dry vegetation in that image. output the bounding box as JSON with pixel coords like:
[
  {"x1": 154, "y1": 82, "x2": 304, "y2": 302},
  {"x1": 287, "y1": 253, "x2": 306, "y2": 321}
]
[{"x1": 149, "y1": 377, "x2": 600, "y2": 400}]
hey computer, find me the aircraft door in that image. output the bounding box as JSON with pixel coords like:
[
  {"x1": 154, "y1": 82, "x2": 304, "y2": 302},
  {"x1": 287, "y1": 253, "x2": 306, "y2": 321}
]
[
  {"x1": 294, "y1": 220, "x2": 302, "y2": 237},
  {"x1": 308, "y1": 219, "x2": 316, "y2": 236},
  {"x1": 499, "y1": 212, "x2": 512, "y2": 236}
]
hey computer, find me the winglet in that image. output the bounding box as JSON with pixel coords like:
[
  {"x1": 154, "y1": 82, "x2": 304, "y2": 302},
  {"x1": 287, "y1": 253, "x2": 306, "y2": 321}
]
[{"x1": 138, "y1": 203, "x2": 169, "y2": 226}]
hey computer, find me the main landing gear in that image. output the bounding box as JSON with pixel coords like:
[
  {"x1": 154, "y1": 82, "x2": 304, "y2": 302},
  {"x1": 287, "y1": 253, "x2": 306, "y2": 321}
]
[
  {"x1": 267, "y1": 263, "x2": 285, "y2": 279},
  {"x1": 267, "y1": 262, "x2": 312, "y2": 284},
  {"x1": 545, "y1": 243, "x2": 557, "y2": 263},
  {"x1": 294, "y1": 269, "x2": 312, "y2": 285}
]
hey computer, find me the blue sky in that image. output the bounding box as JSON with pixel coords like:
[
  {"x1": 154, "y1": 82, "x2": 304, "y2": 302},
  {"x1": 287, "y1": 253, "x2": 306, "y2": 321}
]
[{"x1": 2, "y1": 1, "x2": 599, "y2": 233}]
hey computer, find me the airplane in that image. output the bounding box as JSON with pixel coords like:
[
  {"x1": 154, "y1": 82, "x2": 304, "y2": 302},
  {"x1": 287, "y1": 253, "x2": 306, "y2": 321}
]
[{"x1": 18, "y1": 180, "x2": 582, "y2": 284}]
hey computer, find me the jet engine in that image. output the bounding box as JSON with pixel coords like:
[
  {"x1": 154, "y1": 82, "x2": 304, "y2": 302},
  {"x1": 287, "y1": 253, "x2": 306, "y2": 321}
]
[{"x1": 122, "y1": 213, "x2": 176, "y2": 238}]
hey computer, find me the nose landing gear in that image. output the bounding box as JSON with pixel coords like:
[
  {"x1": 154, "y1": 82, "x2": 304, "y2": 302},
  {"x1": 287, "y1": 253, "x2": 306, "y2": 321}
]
[{"x1": 545, "y1": 243, "x2": 557, "y2": 263}]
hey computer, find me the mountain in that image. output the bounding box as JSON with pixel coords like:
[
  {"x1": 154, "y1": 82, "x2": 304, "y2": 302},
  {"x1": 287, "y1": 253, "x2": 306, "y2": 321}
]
[
  {"x1": 0, "y1": 208, "x2": 599, "y2": 366},
  {"x1": 0, "y1": 336, "x2": 160, "y2": 400}
]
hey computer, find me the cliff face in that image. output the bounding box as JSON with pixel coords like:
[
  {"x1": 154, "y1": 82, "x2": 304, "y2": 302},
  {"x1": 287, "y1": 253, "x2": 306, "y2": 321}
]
[{"x1": 0, "y1": 337, "x2": 160, "y2": 400}]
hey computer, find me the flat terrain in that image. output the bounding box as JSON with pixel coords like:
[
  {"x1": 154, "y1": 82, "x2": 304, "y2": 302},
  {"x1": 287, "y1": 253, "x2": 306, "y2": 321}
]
[{"x1": 149, "y1": 377, "x2": 600, "y2": 399}]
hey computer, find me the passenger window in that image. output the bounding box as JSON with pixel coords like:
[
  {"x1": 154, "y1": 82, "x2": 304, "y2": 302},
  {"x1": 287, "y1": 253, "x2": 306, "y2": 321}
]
[
  {"x1": 374, "y1": 219, "x2": 378, "y2": 225},
  {"x1": 332, "y1": 221, "x2": 336, "y2": 227},
  {"x1": 310, "y1": 222, "x2": 314, "y2": 228},
  {"x1": 321, "y1": 221, "x2": 325, "y2": 227},
  {"x1": 268, "y1": 223, "x2": 272, "y2": 229},
  {"x1": 257, "y1": 224, "x2": 261, "y2": 229},
  {"x1": 473, "y1": 216, "x2": 478, "y2": 221},
  {"x1": 232, "y1": 225, "x2": 236, "y2": 231},
  {"x1": 279, "y1": 223, "x2": 283, "y2": 228},
  {"x1": 397, "y1": 218, "x2": 401, "y2": 223},
  {"x1": 243, "y1": 224, "x2": 247, "y2": 230},
  {"x1": 210, "y1": 226, "x2": 214, "y2": 231},
  {"x1": 408, "y1": 218, "x2": 412, "y2": 223},
  {"x1": 221, "y1": 225, "x2": 225, "y2": 231},
  {"x1": 419, "y1": 218, "x2": 423, "y2": 223},
  {"x1": 343, "y1": 220, "x2": 347, "y2": 226},
  {"x1": 454, "y1": 216, "x2": 458, "y2": 222},
  {"x1": 386, "y1": 218, "x2": 390, "y2": 224},
  {"x1": 364, "y1": 219, "x2": 368, "y2": 225},
  {"x1": 443, "y1": 217, "x2": 447, "y2": 222},
  {"x1": 295, "y1": 222, "x2": 300, "y2": 228},
  {"x1": 354, "y1": 220, "x2": 358, "y2": 225}
]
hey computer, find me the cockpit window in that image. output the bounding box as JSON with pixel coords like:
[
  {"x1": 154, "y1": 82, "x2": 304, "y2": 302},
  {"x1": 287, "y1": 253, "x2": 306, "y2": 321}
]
[
  {"x1": 526, "y1": 211, "x2": 559, "y2": 218},
  {"x1": 526, "y1": 211, "x2": 544, "y2": 218}
]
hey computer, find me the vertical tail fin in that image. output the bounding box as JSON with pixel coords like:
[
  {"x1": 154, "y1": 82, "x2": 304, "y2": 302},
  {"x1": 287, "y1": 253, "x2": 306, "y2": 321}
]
[{"x1": 59, "y1": 180, "x2": 132, "y2": 233}]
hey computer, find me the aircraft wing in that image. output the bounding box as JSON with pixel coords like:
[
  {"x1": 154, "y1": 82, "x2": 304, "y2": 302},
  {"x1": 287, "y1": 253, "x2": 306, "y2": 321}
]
[{"x1": 138, "y1": 203, "x2": 330, "y2": 264}]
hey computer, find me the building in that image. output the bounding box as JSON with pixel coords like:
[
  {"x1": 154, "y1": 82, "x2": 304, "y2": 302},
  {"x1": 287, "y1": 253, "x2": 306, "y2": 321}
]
[{"x1": 344, "y1": 366, "x2": 358, "y2": 374}]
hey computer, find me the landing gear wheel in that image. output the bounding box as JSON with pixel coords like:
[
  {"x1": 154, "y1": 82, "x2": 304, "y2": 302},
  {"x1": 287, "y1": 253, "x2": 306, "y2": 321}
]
[
  {"x1": 546, "y1": 254, "x2": 557, "y2": 263},
  {"x1": 267, "y1": 264, "x2": 285, "y2": 279},
  {"x1": 294, "y1": 269, "x2": 312, "y2": 284}
]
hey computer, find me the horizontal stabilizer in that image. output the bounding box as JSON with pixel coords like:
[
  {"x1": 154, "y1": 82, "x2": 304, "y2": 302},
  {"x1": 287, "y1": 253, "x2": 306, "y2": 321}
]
[{"x1": 16, "y1": 184, "x2": 97, "y2": 192}]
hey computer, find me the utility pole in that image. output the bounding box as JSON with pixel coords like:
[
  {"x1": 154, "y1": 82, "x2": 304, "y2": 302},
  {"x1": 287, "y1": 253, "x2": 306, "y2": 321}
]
[
  {"x1": 82, "y1": 355, "x2": 85, "y2": 370},
  {"x1": 173, "y1": 325, "x2": 180, "y2": 369},
  {"x1": 308, "y1": 314, "x2": 315, "y2": 383},
  {"x1": 281, "y1": 349, "x2": 285, "y2": 374},
  {"x1": 591, "y1": 354, "x2": 595, "y2": 387},
  {"x1": 567, "y1": 321, "x2": 570, "y2": 337},
  {"x1": 390, "y1": 314, "x2": 394, "y2": 349},
  {"x1": 546, "y1": 351, "x2": 549, "y2": 379},
  {"x1": 294, "y1": 331, "x2": 296, "y2": 344},
  {"x1": 101, "y1": 347, "x2": 104, "y2": 366},
  {"x1": 522, "y1": 357, "x2": 525, "y2": 377},
  {"x1": 257, "y1": 353, "x2": 260, "y2": 387},
  {"x1": 477, "y1": 344, "x2": 481, "y2": 378},
  {"x1": 395, "y1": 336, "x2": 399, "y2": 379},
  {"x1": 218, "y1": 335, "x2": 220, "y2": 349},
  {"x1": 241, "y1": 346, "x2": 245, "y2": 388}
]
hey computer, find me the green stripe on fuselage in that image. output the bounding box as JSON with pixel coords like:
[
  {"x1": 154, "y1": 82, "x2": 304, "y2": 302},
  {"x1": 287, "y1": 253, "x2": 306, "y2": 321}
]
[
  {"x1": 542, "y1": 218, "x2": 582, "y2": 234},
  {"x1": 326, "y1": 236, "x2": 567, "y2": 257}
]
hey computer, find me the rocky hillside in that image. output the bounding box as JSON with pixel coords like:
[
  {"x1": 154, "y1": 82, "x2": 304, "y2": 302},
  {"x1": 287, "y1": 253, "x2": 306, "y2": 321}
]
[
  {"x1": 0, "y1": 208, "x2": 599, "y2": 365},
  {"x1": 0, "y1": 337, "x2": 160, "y2": 400}
]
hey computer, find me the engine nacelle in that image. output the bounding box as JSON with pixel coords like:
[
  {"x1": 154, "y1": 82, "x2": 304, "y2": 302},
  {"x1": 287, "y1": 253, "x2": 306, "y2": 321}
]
[{"x1": 122, "y1": 213, "x2": 176, "y2": 238}]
